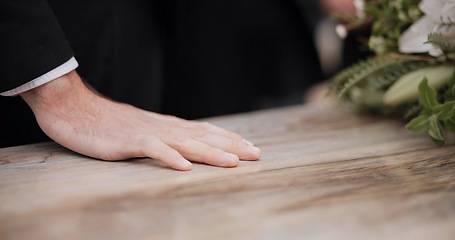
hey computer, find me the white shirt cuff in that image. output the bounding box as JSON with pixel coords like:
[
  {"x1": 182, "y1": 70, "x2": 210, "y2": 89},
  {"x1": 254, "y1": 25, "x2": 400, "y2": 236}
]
[{"x1": 1, "y1": 57, "x2": 79, "y2": 96}]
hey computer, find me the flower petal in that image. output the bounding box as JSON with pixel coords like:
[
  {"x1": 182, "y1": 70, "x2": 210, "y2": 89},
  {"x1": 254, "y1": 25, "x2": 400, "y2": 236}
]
[
  {"x1": 428, "y1": 47, "x2": 444, "y2": 57},
  {"x1": 440, "y1": 2, "x2": 455, "y2": 24},
  {"x1": 419, "y1": 0, "x2": 445, "y2": 22},
  {"x1": 398, "y1": 16, "x2": 434, "y2": 53}
]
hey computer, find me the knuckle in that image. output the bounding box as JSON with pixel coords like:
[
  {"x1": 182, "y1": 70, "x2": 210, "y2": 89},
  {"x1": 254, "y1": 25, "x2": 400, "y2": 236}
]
[
  {"x1": 192, "y1": 130, "x2": 206, "y2": 139},
  {"x1": 172, "y1": 134, "x2": 187, "y2": 145},
  {"x1": 230, "y1": 139, "x2": 242, "y2": 149}
]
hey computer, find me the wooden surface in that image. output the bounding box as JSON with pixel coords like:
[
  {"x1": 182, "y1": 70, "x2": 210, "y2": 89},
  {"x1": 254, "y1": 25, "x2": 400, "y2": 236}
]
[{"x1": 1, "y1": 102, "x2": 455, "y2": 240}]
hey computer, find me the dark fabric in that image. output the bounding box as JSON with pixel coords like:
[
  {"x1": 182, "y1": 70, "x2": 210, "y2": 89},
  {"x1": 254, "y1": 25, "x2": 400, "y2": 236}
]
[
  {"x1": 0, "y1": 0, "x2": 73, "y2": 92},
  {"x1": 162, "y1": 0, "x2": 322, "y2": 119},
  {"x1": 0, "y1": 0, "x2": 74, "y2": 146},
  {"x1": 0, "y1": 0, "x2": 323, "y2": 147},
  {"x1": 48, "y1": 0, "x2": 165, "y2": 111}
]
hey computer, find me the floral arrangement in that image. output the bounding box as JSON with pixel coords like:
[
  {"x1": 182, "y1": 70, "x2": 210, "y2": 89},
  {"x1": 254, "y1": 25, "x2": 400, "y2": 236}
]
[{"x1": 331, "y1": 0, "x2": 455, "y2": 144}]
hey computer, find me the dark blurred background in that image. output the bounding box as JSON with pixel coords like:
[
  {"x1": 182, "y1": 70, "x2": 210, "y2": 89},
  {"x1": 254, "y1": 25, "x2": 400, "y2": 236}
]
[{"x1": 1, "y1": 0, "x2": 369, "y2": 147}]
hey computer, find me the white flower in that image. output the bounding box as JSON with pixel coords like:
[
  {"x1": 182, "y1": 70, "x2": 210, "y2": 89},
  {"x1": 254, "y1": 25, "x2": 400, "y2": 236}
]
[{"x1": 398, "y1": 0, "x2": 455, "y2": 56}]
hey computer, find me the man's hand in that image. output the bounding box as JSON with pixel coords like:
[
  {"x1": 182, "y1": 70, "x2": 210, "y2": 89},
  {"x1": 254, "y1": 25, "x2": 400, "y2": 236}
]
[{"x1": 20, "y1": 71, "x2": 261, "y2": 170}]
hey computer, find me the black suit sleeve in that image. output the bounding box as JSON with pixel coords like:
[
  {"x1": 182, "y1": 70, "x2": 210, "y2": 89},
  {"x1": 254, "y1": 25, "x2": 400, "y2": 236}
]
[{"x1": 0, "y1": 0, "x2": 73, "y2": 93}]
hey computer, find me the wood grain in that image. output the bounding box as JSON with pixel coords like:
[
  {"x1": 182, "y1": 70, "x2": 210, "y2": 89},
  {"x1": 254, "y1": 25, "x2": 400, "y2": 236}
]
[{"x1": 1, "y1": 102, "x2": 454, "y2": 240}]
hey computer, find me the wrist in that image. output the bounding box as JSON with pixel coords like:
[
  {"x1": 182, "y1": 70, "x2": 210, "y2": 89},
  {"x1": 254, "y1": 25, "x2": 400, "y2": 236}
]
[{"x1": 20, "y1": 70, "x2": 86, "y2": 110}]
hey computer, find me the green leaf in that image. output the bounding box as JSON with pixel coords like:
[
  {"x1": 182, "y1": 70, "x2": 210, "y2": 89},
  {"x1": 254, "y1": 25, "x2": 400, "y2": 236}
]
[
  {"x1": 428, "y1": 116, "x2": 444, "y2": 144},
  {"x1": 421, "y1": 108, "x2": 433, "y2": 116},
  {"x1": 383, "y1": 65, "x2": 453, "y2": 106},
  {"x1": 418, "y1": 78, "x2": 438, "y2": 109},
  {"x1": 434, "y1": 102, "x2": 455, "y2": 120},
  {"x1": 444, "y1": 118, "x2": 455, "y2": 132},
  {"x1": 450, "y1": 69, "x2": 455, "y2": 96},
  {"x1": 443, "y1": 69, "x2": 455, "y2": 100},
  {"x1": 405, "y1": 115, "x2": 430, "y2": 133}
]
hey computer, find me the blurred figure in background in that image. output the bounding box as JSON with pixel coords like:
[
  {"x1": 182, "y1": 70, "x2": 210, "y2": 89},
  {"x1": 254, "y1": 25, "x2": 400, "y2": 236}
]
[{"x1": 318, "y1": 0, "x2": 372, "y2": 71}]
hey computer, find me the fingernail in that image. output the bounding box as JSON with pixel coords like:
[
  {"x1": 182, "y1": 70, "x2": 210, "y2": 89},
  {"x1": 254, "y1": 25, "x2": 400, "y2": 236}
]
[
  {"x1": 243, "y1": 139, "x2": 254, "y2": 146},
  {"x1": 224, "y1": 152, "x2": 239, "y2": 167},
  {"x1": 179, "y1": 159, "x2": 193, "y2": 171},
  {"x1": 247, "y1": 145, "x2": 261, "y2": 155}
]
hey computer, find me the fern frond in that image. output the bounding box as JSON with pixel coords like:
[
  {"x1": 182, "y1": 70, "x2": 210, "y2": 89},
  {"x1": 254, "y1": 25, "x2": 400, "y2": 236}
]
[
  {"x1": 331, "y1": 58, "x2": 436, "y2": 117},
  {"x1": 330, "y1": 58, "x2": 378, "y2": 91},
  {"x1": 428, "y1": 32, "x2": 455, "y2": 53},
  {"x1": 338, "y1": 57, "x2": 405, "y2": 98},
  {"x1": 370, "y1": 60, "x2": 434, "y2": 89}
]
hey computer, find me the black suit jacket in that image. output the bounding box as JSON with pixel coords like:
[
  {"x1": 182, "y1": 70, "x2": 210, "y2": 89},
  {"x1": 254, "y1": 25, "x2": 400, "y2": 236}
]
[
  {"x1": 0, "y1": 0, "x2": 323, "y2": 147},
  {"x1": 0, "y1": 0, "x2": 73, "y2": 92}
]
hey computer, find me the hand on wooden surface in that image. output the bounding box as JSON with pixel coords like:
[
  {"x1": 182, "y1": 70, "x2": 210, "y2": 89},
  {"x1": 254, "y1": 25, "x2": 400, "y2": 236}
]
[{"x1": 20, "y1": 70, "x2": 261, "y2": 170}]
